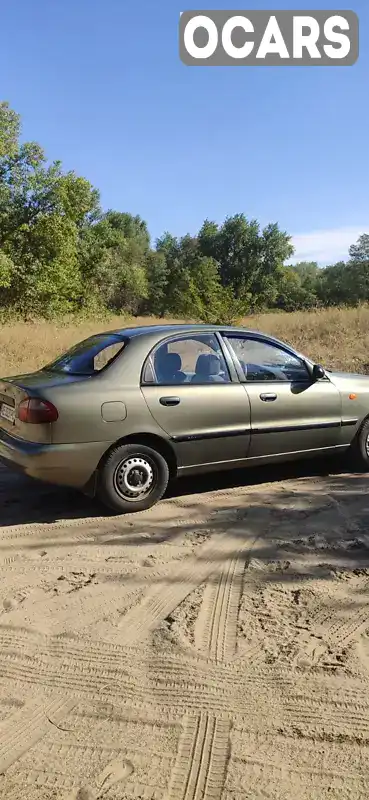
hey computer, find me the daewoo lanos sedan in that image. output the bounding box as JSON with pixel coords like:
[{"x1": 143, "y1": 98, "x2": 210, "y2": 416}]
[{"x1": 1, "y1": 324, "x2": 369, "y2": 513}]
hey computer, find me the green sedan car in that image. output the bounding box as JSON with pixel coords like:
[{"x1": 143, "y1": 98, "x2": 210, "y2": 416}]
[{"x1": 0, "y1": 323, "x2": 368, "y2": 513}]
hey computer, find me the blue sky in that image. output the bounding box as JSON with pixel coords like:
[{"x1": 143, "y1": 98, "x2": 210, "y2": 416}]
[{"x1": 1, "y1": 0, "x2": 368, "y2": 264}]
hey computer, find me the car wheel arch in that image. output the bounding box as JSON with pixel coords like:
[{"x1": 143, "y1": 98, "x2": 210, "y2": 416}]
[
  {"x1": 97, "y1": 432, "x2": 178, "y2": 479},
  {"x1": 352, "y1": 413, "x2": 369, "y2": 439}
]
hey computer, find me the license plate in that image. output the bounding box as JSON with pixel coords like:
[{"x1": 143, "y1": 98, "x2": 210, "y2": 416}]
[{"x1": 0, "y1": 403, "x2": 15, "y2": 423}]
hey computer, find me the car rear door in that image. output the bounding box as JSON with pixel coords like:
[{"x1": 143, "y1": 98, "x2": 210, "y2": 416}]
[
  {"x1": 140, "y1": 332, "x2": 252, "y2": 469},
  {"x1": 223, "y1": 334, "x2": 342, "y2": 459}
]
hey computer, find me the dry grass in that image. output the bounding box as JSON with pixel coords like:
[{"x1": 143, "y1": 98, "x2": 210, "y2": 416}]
[
  {"x1": 249, "y1": 306, "x2": 369, "y2": 374},
  {"x1": 1, "y1": 307, "x2": 369, "y2": 376}
]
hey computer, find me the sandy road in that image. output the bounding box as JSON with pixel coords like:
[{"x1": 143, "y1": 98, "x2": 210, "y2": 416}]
[{"x1": 1, "y1": 462, "x2": 369, "y2": 799}]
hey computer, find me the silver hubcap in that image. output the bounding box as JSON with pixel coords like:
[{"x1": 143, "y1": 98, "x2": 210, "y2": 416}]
[
  {"x1": 114, "y1": 456, "x2": 154, "y2": 501},
  {"x1": 365, "y1": 434, "x2": 369, "y2": 457}
]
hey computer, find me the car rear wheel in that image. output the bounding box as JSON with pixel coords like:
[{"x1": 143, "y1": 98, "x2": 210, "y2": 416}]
[
  {"x1": 349, "y1": 418, "x2": 369, "y2": 470},
  {"x1": 97, "y1": 443, "x2": 170, "y2": 513}
]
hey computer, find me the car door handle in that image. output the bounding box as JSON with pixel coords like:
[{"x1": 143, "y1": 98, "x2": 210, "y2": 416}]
[
  {"x1": 159, "y1": 396, "x2": 180, "y2": 406},
  {"x1": 260, "y1": 393, "x2": 277, "y2": 402}
]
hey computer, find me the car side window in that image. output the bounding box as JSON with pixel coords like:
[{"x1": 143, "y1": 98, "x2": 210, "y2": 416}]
[
  {"x1": 227, "y1": 337, "x2": 310, "y2": 382},
  {"x1": 46, "y1": 335, "x2": 126, "y2": 376},
  {"x1": 93, "y1": 342, "x2": 125, "y2": 372},
  {"x1": 143, "y1": 334, "x2": 231, "y2": 385}
]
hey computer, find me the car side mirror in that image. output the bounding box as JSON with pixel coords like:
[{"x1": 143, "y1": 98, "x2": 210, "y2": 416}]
[{"x1": 312, "y1": 364, "x2": 325, "y2": 381}]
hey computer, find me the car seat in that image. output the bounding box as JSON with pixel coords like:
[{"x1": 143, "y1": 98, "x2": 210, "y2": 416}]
[
  {"x1": 155, "y1": 352, "x2": 186, "y2": 383},
  {"x1": 190, "y1": 353, "x2": 225, "y2": 383}
]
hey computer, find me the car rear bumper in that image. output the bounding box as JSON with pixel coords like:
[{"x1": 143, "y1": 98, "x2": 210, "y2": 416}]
[{"x1": 0, "y1": 429, "x2": 109, "y2": 490}]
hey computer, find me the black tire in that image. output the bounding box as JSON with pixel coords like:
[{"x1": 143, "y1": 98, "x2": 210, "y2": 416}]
[
  {"x1": 349, "y1": 417, "x2": 369, "y2": 470},
  {"x1": 97, "y1": 443, "x2": 169, "y2": 513}
]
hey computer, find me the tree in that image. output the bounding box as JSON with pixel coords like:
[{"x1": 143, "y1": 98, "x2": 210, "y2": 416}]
[
  {"x1": 199, "y1": 214, "x2": 260, "y2": 304},
  {"x1": 144, "y1": 250, "x2": 168, "y2": 316},
  {"x1": 282, "y1": 261, "x2": 322, "y2": 309},
  {"x1": 198, "y1": 214, "x2": 293, "y2": 311},
  {"x1": 155, "y1": 233, "x2": 232, "y2": 321},
  {"x1": 103, "y1": 211, "x2": 150, "y2": 252},
  {"x1": 291, "y1": 261, "x2": 319, "y2": 286},
  {"x1": 318, "y1": 262, "x2": 347, "y2": 306},
  {"x1": 155, "y1": 232, "x2": 189, "y2": 316},
  {"x1": 0, "y1": 251, "x2": 13, "y2": 289},
  {"x1": 12, "y1": 215, "x2": 81, "y2": 315},
  {"x1": 79, "y1": 211, "x2": 150, "y2": 313},
  {"x1": 181, "y1": 254, "x2": 227, "y2": 322},
  {"x1": 3, "y1": 101, "x2": 368, "y2": 323},
  {"x1": 274, "y1": 265, "x2": 318, "y2": 311},
  {"x1": 256, "y1": 222, "x2": 294, "y2": 308},
  {"x1": 349, "y1": 233, "x2": 369, "y2": 263},
  {"x1": 0, "y1": 102, "x2": 100, "y2": 315},
  {"x1": 0, "y1": 101, "x2": 20, "y2": 159}
]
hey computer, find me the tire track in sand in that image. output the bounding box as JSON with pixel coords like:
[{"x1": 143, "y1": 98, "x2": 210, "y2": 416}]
[
  {"x1": 103, "y1": 528, "x2": 258, "y2": 647},
  {"x1": 194, "y1": 554, "x2": 245, "y2": 663},
  {"x1": 166, "y1": 713, "x2": 230, "y2": 800},
  {"x1": 315, "y1": 603, "x2": 369, "y2": 649},
  {"x1": 0, "y1": 694, "x2": 75, "y2": 774},
  {"x1": 191, "y1": 505, "x2": 276, "y2": 664},
  {"x1": 303, "y1": 574, "x2": 369, "y2": 659}
]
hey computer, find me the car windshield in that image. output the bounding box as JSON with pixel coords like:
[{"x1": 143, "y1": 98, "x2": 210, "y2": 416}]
[{"x1": 44, "y1": 334, "x2": 126, "y2": 376}]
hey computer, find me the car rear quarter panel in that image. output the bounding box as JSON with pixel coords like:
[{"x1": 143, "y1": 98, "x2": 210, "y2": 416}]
[
  {"x1": 45, "y1": 381, "x2": 161, "y2": 445},
  {"x1": 44, "y1": 339, "x2": 168, "y2": 446}
]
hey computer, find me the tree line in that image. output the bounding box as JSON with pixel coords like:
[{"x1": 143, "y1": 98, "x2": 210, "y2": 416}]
[{"x1": 0, "y1": 101, "x2": 368, "y2": 322}]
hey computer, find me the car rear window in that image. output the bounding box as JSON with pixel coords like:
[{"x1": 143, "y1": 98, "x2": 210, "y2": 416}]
[{"x1": 45, "y1": 334, "x2": 126, "y2": 376}]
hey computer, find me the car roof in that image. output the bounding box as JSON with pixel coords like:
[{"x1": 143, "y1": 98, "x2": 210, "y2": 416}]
[
  {"x1": 112, "y1": 323, "x2": 219, "y2": 336},
  {"x1": 101, "y1": 323, "x2": 272, "y2": 339},
  {"x1": 98, "y1": 323, "x2": 295, "y2": 351}
]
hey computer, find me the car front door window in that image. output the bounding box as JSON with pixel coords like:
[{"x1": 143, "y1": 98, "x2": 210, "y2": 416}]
[{"x1": 226, "y1": 337, "x2": 310, "y2": 382}]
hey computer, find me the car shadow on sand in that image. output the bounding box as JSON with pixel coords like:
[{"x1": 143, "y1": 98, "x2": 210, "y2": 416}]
[
  {"x1": 0, "y1": 454, "x2": 354, "y2": 528},
  {"x1": 1, "y1": 460, "x2": 369, "y2": 612}
]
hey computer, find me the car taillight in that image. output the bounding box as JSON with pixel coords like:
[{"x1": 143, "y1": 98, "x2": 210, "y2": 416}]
[{"x1": 18, "y1": 398, "x2": 59, "y2": 424}]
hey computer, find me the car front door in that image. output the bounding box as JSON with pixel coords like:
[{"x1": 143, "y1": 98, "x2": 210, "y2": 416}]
[
  {"x1": 140, "y1": 332, "x2": 251, "y2": 470},
  {"x1": 223, "y1": 334, "x2": 342, "y2": 459}
]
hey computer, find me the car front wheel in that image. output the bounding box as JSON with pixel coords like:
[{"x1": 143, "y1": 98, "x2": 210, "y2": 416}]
[
  {"x1": 350, "y1": 418, "x2": 369, "y2": 471},
  {"x1": 97, "y1": 443, "x2": 170, "y2": 513}
]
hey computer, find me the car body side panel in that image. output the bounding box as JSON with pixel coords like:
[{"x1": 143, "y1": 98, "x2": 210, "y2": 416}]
[
  {"x1": 141, "y1": 384, "x2": 251, "y2": 468},
  {"x1": 45, "y1": 383, "x2": 159, "y2": 445},
  {"x1": 245, "y1": 378, "x2": 343, "y2": 458}
]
